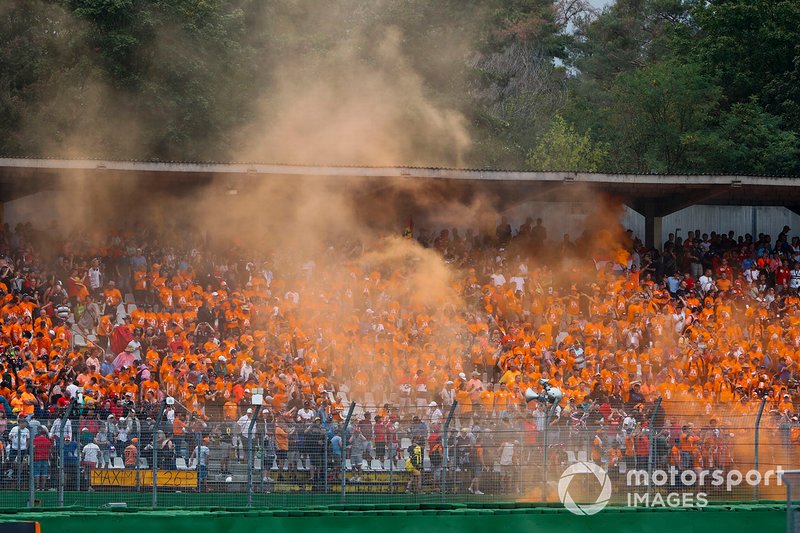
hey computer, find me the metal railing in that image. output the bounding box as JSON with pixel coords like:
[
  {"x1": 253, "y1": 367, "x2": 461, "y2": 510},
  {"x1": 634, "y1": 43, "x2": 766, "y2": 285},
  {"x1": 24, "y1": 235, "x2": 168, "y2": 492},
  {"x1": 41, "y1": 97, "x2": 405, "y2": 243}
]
[{"x1": 3, "y1": 397, "x2": 796, "y2": 509}]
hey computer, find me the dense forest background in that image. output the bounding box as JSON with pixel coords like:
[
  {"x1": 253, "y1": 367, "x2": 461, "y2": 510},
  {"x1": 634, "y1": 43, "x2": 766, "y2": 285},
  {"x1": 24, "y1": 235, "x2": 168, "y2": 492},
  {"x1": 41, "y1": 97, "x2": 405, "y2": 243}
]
[{"x1": 2, "y1": 0, "x2": 799, "y2": 174}]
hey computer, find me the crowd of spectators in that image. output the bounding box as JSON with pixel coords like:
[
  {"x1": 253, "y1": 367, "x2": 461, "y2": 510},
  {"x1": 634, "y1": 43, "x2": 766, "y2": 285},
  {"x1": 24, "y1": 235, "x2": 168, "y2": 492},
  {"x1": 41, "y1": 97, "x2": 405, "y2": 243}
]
[{"x1": 0, "y1": 215, "x2": 798, "y2": 494}]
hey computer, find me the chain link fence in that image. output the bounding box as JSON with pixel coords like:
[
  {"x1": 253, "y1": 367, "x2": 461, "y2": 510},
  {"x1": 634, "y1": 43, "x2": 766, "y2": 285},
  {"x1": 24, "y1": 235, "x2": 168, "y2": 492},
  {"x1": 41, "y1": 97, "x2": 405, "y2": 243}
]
[{"x1": 1, "y1": 396, "x2": 797, "y2": 509}]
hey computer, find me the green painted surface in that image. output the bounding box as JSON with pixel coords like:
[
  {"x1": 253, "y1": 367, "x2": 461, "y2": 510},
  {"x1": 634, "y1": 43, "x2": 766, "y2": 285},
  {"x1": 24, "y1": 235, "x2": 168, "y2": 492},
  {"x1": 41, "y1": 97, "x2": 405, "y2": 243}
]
[
  {"x1": 0, "y1": 489, "x2": 781, "y2": 511},
  {"x1": 0, "y1": 504, "x2": 785, "y2": 533}
]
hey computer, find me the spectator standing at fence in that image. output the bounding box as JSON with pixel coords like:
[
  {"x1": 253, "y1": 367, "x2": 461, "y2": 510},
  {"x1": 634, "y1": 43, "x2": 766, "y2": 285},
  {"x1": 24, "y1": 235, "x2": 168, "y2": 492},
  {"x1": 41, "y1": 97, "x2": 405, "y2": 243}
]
[
  {"x1": 261, "y1": 410, "x2": 277, "y2": 483},
  {"x1": 94, "y1": 425, "x2": 111, "y2": 468},
  {"x1": 467, "y1": 432, "x2": 484, "y2": 495},
  {"x1": 190, "y1": 438, "x2": 210, "y2": 491},
  {"x1": 49, "y1": 415, "x2": 72, "y2": 443},
  {"x1": 172, "y1": 413, "x2": 186, "y2": 459},
  {"x1": 373, "y1": 415, "x2": 387, "y2": 460},
  {"x1": 124, "y1": 438, "x2": 138, "y2": 469},
  {"x1": 217, "y1": 423, "x2": 233, "y2": 475},
  {"x1": 237, "y1": 408, "x2": 256, "y2": 462},
  {"x1": 349, "y1": 425, "x2": 367, "y2": 482},
  {"x1": 305, "y1": 417, "x2": 326, "y2": 490},
  {"x1": 679, "y1": 424, "x2": 699, "y2": 470},
  {"x1": 330, "y1": 425, "x2": 343, "y2": 465},
  {"x1": 8, "y1": 419, "x2": 30, "y2": 475},
  {"x1": 429, "y1": 431, "x2": 443, "y2": 490},
  {"x1": 357, "y1": 412, "x2": 375, "y2": 462},
  {"x1": 33, "y1": 427, "x2": 51, "y2": 490},
  {"x1": 404, "y1": 439, "x2": 423, "y2": 493},
  {"x1": 63, "y1": 435, "x2": 79, "y2": 489},
  {"x1": 285, "y1": 419, "x2": 301, "y2": 472},
  {"x1": 427, "y1": 401, "x2": 443, "y2": 427},
  {"x1": 274, "y1": 417, "x2": 289, "y2": 470},
  {"x1": 409, "y1": 415, "x2": 427, "y2": 444},
  {"x1": 497, "y1": 437, "x2": 516, "y2": 494},
  {"x1": 82, "y1": 437, "x2": 100, "y2": 491}
]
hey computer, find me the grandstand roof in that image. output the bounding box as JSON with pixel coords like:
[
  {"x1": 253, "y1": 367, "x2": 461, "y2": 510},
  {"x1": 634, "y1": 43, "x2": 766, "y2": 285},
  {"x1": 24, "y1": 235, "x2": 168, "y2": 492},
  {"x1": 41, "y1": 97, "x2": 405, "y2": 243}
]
[{"x1": 2, "y1": 157, "x2": 800, "y2": 216}]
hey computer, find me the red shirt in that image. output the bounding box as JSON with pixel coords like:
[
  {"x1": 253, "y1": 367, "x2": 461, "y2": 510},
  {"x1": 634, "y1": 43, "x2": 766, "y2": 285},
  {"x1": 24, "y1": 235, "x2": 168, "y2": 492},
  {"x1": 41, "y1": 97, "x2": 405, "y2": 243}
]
[{"x1": 33, "y1": 435, "x2": 52, "y2": 461}]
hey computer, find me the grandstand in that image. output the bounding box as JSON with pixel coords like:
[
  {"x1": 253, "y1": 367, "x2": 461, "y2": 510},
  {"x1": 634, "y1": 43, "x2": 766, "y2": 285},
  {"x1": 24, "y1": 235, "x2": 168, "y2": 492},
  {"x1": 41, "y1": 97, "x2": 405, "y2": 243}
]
[{"x1": 0, "y1": 158, "x2": 796, "y2": 531}]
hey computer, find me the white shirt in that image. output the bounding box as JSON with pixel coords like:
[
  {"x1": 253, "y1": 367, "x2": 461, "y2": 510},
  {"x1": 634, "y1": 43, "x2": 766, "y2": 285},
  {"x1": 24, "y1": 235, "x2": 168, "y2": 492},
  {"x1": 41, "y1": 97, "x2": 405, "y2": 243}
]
[
  {"x1": 509, "y1": 276, "x2": 525, "y2": 293},
  {"x1": 297, "y1": 408, "x2": 314, "y2": 422},
  {"x1": 790, "y1": 269, "x2": 800, "y2": 289},
  {"x1": 698, "y1": 275, "x2": 713, "y2": 293},
  {"x1": 499, "y1": 442, "x2": 515, "y2": 466},
  {"x1": 66, "y1": 383, "x2": 80, "y2": 398},
  {"x1": 82, "y1": 442, "x2": 101, "y2": 463},
  {"x1": 490, "y1": 273, "x2": 507, "y2": 287},
  {"x1": 9, "y1": 426, "x2": 30, "y2": 450},
  {"x1": 88, "y1": 267, "x2": 102, "y2": 289},
  {"x1": 127, "y1": 340, "x2": 142, "y2": 361},
  {"x1": 192, "y1": 445, "x2": 210, "y2": 466},
  {"x1": 428, "y1": 407, "x2": 443, "y2": 426},
  {"x1": 49, "y1": 419, "x2": 72, "y2": 441},
  {"x1": 237, "y1": 415, "x2": 255, "y2": 437}
]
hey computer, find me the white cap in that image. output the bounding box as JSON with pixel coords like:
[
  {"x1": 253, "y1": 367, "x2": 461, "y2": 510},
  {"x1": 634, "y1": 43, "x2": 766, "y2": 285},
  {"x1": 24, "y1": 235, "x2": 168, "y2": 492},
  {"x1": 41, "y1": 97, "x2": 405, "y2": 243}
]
[
  {"x1": 247, "y1": 408, "x2": 253, "y2": 414},
  {"x1": 428, "y1": 401, "x2": 437, "y2": 407}
]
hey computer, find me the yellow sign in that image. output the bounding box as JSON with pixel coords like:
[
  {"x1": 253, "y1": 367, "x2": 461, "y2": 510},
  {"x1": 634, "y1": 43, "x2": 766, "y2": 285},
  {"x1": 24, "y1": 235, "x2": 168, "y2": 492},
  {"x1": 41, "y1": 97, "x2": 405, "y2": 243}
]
[{"x1": 91, "y1": 469, "x2": 197, "y2": 488}]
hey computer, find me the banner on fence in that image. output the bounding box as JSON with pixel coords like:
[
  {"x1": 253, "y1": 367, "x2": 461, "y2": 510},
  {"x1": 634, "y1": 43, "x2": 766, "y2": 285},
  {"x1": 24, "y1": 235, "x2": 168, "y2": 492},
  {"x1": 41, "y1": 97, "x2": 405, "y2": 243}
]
[{"x1": 91, "y1": 469, "x2": 197, "y2": 488}]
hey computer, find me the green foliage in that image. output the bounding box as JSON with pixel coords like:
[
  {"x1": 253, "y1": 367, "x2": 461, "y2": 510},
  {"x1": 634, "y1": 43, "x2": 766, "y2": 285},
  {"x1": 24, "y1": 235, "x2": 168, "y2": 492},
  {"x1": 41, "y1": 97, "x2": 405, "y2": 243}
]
[
  {"x1": 525, "y1": 115, "x2": 607, "y2": 171},
  {"x1": 0, "y1": 0, "x2": 799, "y2": 174},
  {"x1": 607, "y1": 61, "x2": 720, "y2": 173},
  {"x1": 690, "y1": 0, "x2": 800, "y2": 128},
  {"x1": 566, "y1": 0, "x2": 800, "y2": 174},
  {"x1": 686, "y1": 100, "x2": 800, "y2": 175}
]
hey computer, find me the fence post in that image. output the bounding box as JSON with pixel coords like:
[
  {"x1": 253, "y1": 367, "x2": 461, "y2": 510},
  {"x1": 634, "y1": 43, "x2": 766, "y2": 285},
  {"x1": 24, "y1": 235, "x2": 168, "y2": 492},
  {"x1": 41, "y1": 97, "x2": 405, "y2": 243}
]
[
  {"x1": 58, "y1": 399, "x2": 77, "y2": 507},
  {"x1": 247, "y1": 405, "x2": 262, "y2": 507},
  {"x1": 541, "y1": 399, "x2": 560, "y2": 502},
  {"x1": 28, "y1": 426, "x2": 34, "y2": 508},
  {"x1": 647, "y1": 397, "x2": 662, "y2": 500},
  {"x1": 388, "y1": 430, "x2": 394, "y2": 493},
  {"x1": 753, "y1": 396, "x2": 767, "y2": 501},
  {"x1": 135, "y1": 423, "x2": 141, "y2": 492},
  {"x1": 76, "y1": 449, "x2": 81, "y2": 493},
  {"x1": 259, "y1": 428, "x2": 264, "y2": 495},
  {"x1": 441, "y1": 401, "x2": 458, "y2": 502},
  {"x1": 340, "y1": 402, "x2": 356, "y2": 504},
  {"x1": 16, "y1": 426, "x2": 21, "y2": 491},
  {"x1": 324, "y1": 432, "x2": 329, "y2": 494},
  {"x1": 152, "y1": 400, "x2": 167, "y2": 508}
]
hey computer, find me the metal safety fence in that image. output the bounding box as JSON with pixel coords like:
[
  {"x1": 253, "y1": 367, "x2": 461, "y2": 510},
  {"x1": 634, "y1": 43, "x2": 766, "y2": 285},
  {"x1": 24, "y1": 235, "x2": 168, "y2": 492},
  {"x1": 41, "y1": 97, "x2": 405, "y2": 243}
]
[{"x1": 1, "y1": 396, "x2": 797, "y2": 509}]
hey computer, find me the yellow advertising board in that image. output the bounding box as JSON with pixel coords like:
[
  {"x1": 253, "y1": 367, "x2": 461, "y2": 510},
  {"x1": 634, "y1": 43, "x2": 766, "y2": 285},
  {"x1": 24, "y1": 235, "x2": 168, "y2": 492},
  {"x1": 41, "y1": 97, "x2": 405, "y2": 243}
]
[{"x1": 91, "y1": 469, "x2": 197, "y2": 488}]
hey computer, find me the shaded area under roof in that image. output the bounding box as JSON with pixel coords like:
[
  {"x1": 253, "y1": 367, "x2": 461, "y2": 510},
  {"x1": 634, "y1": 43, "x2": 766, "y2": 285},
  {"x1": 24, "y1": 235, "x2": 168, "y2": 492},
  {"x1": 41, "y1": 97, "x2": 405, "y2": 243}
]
[{"x1": 2, "y1": 158, "x2": 800, "y2": 230}]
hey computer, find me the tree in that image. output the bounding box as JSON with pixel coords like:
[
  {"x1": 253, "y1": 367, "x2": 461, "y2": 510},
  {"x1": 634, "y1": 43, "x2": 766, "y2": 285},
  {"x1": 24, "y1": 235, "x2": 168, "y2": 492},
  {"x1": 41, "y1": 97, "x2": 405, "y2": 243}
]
[
  {"x1": 525, "y1": 115, "x2": 607, "y2": 170},
  {"x1": 466, "y1": 0, "x2": 570, "y2": 167},
  {"x1": 690, "y1": 0, "x2": 800, "y2": 130},
  {"x1": 686, "y1": 100, "x2": 800, "y2": 175}
]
